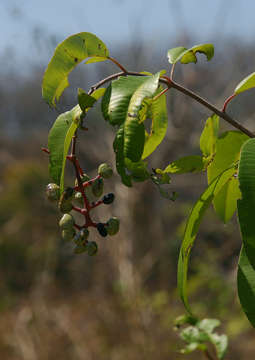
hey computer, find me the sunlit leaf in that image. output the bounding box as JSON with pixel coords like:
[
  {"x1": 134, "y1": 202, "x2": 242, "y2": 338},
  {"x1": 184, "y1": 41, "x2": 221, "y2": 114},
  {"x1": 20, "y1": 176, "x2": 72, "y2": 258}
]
[
  {"x1": 124, "y1": 72, "x2": 160, "y2": 162},
  {"x1": 167, "y1": 47, "x2": 187, "y2": 64},
  {"x1": 85, "y1": 56, "x2": 108, "y2": 64},
  {"x1": 48, "y1": 105, "x2": 82, "y2": 186},
  {"x1": 101, "y1": 76, "x2": 148, "y2": 125},
  {"x1": 235, "y1": 72, "x2": 255, "y2": 95},
  {"x1": 167, "y1": 44, "x2": 214, "y2": 65},
  {"x1": 208, "y1": 131, "x2": 248, "y2": 223},
  {"x1": 124, "y1": 158, "x2": 150, "y2": 182},
  {"x1": 142, "y1": 87, "x2": 168, "y2": 159},
  {"x1": 200, "y1": 114, "x2": 219, "y2": 158},
  {"x1": 209, "y1": 333, "x2": 228, "y2": 359},
  {"x1": 78, "y1": 88, "x2": 97, "y2": 112},
  {"x1": 42, "y1": 32, "x2": 109, "y2": 106},
  {"x1": 60, "y1": 119, "x2": 80, "y2": 193},
  {"x1": 178, "y1": 167, "x2": 235, "y2": 312},
  {"x1": 162, "y1": 155, "x2": 204, "y2": 174}
]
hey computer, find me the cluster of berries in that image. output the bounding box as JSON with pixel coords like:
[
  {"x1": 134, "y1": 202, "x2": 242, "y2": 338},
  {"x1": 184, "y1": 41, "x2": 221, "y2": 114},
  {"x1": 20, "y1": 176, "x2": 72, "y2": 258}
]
[{"x1": 46, "y1": 163, "x2": 120, "y2": 255}]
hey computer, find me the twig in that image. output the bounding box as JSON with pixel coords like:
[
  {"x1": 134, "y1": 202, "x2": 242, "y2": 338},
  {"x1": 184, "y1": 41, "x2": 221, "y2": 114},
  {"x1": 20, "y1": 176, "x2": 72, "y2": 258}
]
[{"x1": 87, "y1": 71, "x2": 254, "y2": 138}]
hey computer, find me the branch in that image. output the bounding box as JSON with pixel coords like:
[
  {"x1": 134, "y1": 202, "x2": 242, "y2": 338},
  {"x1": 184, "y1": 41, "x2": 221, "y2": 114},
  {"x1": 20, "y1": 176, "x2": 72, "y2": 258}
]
[{"x1": 87, "y1": 71, "x2": 254, "y2": 138}]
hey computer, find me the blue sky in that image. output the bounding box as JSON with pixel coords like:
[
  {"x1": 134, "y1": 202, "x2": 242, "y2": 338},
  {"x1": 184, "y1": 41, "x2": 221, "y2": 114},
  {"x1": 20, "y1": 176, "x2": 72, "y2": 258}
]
[{"x1": 1, "y1": 0, "x2": 255, "y2": 69}]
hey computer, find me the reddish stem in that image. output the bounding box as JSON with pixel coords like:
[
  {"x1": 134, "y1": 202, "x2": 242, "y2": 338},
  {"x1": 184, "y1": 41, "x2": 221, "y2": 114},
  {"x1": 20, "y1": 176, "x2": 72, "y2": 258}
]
[
  {"x1": 153, "y1": 87, "x2": 169, "y2": 101},
  {"x1": 108, "y1": 56, "x2": 128, "y2": 73},
  {"x1": 90, "y1": 200, "x2": 103, "y2": 209},
  {"x1": 41, "y1": 147, "x2": 50, "y2": 154},
  {"x1": 222, "y1": 93, "x2": 237, "y2": 112}
]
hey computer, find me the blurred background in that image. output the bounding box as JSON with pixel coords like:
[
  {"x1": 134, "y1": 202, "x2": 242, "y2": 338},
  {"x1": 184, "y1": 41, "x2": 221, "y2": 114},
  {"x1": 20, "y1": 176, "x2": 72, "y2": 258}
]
[{"x1": 0, "y1": 0, "x2": 255, "y2": 359}]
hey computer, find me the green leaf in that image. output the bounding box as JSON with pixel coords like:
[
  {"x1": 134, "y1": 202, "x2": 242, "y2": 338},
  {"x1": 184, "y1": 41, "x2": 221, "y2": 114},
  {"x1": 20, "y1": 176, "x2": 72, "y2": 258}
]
[
  {"x1": 200, "y1": 114, "x2": 219, "y2": 158},
  {"x1": 208, "y1": 131, "x2": 248, "y2": 223},
  {"x1": 237, "y1": 138, "x2": 255, "y2": 268},
  {"x1": 167, "y1": 47, "x2": 187, "y2": 64},
  {"x1": 197, "y1": 319, "x2": 220, "y2": 334},
  {"x1": 142, "y1": 87, "x2": 168, "y2": 159},
  {"x1": 42, "y1": 32, "x2": 109, "y2": 106},
  {"x1": 113, "y1": 125, "x2": 132, "y2": 187},
  {"x1": 180, "y1": 326, "x2": 203, "y2": 343},
  {"x1": 78, "y1": 88, "x2": 97, "y2": 112},
  {"x1": 124, "y1": 73, "x2": 160, "y2": 162},
  {"x1": 85, "y1": 56, "x2": 108, "y2": 64},
  {"x1": 124, "y1": 158, "x2": 150, "y2": 182},
  {"x1": 209, "y1": 333, "x2": 228, "y2": 359},
  {"x1": 162, "y1": 155, "x2": 204, "y2": 174},
  {"x1": 178, "y1": 166, "x2": 235, "y2": 312},
  {"x1": 235, "y1": 72, "x2": 255, "y2": 95},
  {"x1": 237, "y1": 246, "x2": 255, "y2": 328},
  {"x1": 60, "y1": 120, "x2": 79, "y2": 193},
  {"x1": 167, "y1": 44, "x2": 214, "y2": 65},
  {"x1": 48, "y1": 105, "x2": 82, "y2": 186},
  {"x1": 101, "y1": 76, "x2": 148, "y2": 125}
]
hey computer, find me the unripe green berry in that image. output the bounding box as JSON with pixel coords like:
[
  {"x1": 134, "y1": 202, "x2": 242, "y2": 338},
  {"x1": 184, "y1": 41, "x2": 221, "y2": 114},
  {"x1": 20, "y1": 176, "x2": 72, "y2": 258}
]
[
  {"x1": 98, "y1": 163, "x2": 113, "y2": 179},
  {"x1": 106, "y1": 217, "x2": 120, "y2": 236},
  {"x1": 92, "y1": 178, "x2": 104, "y2": 198},
  {"x1": 58, "y1": 199, "x2": 73, "y2": 213},
  {"x1": 59, "y1": 214, "x2": 75, "y2": 230},
  {"x1": 62, "y1": 228, "x2": 76, "y2": 242},
  {"x1": 74, "y1": 244, "x2": 88, "y2": 254},
  {"x1": 46, "y1": 183, "x2": 60, "y2": 202},
  {"x1": 87, "y1": 241, "x2": 98, "y2": 256},
  {"x1": 74, "y1": 228, "x2": 89, "y2": 245}
]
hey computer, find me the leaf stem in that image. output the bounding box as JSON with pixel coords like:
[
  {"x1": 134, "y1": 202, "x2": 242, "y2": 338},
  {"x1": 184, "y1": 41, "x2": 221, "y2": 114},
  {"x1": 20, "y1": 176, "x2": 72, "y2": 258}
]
[
  {"x1": 222, "y1": 93, "x2": 237, "y2": 112},
  {"x1": 108, "y1": 56, "x2": 128, "y2": 73}
]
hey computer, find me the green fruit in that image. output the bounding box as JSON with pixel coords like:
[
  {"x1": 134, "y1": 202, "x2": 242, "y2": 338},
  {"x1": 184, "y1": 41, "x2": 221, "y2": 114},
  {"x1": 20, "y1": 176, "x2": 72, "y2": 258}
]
[
  {"x1": 92, "y1": 178, "x2": 104, "y2": 197},
  {"x1": 46, "y1": 183, "x2": 60, "y2": 201},
  {"x1": 58, "y1": 199, "x2": 73, "y2": 213},
  {"x1": 59, "y1": 214, "x2": 75, "y2": 230},
  {"x1": 106, "y1": 217, "x2": 120, "y2": 235},
  {"x1": 98, "y1": 163, "x2": 113, "y2": 179},
  {"x1": 87, "y1": 241, "x2": 98, "y2": 256},
  {"x1": 74, "y1": 244, "x2": 88, "y2": 254},
  {"x1": 62, "y1": 228, "x2": 75, "y2": 241},
  {"x1": 74, "y1": 228, "x2": 89, "y2": 245}
]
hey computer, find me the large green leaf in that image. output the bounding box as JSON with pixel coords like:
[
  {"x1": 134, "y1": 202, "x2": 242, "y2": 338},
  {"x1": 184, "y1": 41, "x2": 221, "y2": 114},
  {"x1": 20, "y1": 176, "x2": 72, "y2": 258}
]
[
  {"x1": 235, "y1": 72, "x2": 255, "y2": 95},
  {"x1": 162, "y1": 155, "x2": 204, "y2": 174},
  {"x1": 178, "y1": 167, "x2": 235, "y2": 313},
  {"x1": 113, "y1": 125, "x2": 132, "y2": 187},
  {"x1": 237, "y1": 138, "x2": 255, "y2": 268},
  {"x1": 101, "y1": 76, "x2": 148, "y2": 125},
  {"x1": 167, "y1": 44, "x2": 214, "y2": 65},
  {"x1": 142, "y1": 87, "x2": 168, "y2": 159},
  {"x1": 237, "y1": 246, "x2": 255, "y2": 328},
  {"x1": 48, "y1": 105, "x2": 82, "y2": 186},
  {"x1": 200, "y1": 114, "x2": 219, "y2": 158},
  {"x1": 208, "y1": 131, "x2": 248, "y2": 223},
  {"x1": 42, "y1": 32, "x2": 109, "y2": 106},
  {"x1": 124, "y1": 73, "x2": 160, "y2": 162}
]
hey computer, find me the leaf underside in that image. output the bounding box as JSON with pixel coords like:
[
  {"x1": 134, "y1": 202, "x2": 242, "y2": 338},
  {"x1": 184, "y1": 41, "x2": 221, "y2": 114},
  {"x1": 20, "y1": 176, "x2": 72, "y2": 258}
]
[
  {"x1": 178, "y1": 167, "x2": 235, "y2": 313},
  {"x1": 42, "y1": 32, "x2": 109, "y2": 106}
]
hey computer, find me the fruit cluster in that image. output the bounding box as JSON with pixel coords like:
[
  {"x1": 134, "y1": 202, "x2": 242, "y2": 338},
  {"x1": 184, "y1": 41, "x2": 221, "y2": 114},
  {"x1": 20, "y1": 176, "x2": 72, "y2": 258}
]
[{"x1": 46, "y1": 163, "x2": 120, "y2": 255}]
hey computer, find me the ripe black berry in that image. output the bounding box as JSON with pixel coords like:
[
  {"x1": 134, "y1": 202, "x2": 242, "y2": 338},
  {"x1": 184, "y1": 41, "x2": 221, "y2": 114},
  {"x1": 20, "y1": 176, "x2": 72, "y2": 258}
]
[
  {"x1": 102, "y1": 193, "x2": 115, "y2": 204},
  {"x1": 96, "y1": 223, "x2": 108, "y2": 237}
]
